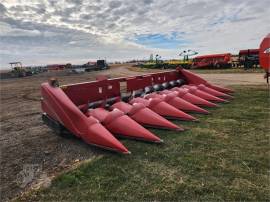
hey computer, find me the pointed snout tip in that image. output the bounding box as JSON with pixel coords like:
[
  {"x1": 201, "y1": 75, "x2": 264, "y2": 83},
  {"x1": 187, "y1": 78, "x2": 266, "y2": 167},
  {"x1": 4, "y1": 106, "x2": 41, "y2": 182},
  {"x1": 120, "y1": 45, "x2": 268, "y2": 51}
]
[
  {"x1": 176, "y1": 128, "x2": 185, "y2": 132},
  {"x1": 124, "y1": 151, "x2": 132, "y2": 155},
  {"x1": 157, "y1": 139, "x2": 164, "y2": 143},
  {"x1": 200, "y1": 109, "x2": 210, "y2": 114},
  {"x1": 193, "y1": 118, "x2": 199, "y2": 122},
  {"x1": 203, "y1": 111, "x2": 210, "y2": 115}
]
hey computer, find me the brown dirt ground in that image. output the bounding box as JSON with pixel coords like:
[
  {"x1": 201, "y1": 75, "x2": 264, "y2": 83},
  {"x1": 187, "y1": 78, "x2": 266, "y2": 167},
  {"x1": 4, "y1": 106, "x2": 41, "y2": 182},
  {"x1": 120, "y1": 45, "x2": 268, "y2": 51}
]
[
  {"x1": 0, "y1": 64, "x2": 266, "y2": 201},
  {"x1": 198, "y1": 73, "x2": 265, "y2": 86}
]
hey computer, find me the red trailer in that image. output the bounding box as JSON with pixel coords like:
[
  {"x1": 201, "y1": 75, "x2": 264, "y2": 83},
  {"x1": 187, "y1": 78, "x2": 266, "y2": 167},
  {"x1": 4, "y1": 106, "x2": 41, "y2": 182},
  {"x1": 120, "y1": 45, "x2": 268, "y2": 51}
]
[{"x1": 192, "y1": 53, "x2": 232, "y2": 69}]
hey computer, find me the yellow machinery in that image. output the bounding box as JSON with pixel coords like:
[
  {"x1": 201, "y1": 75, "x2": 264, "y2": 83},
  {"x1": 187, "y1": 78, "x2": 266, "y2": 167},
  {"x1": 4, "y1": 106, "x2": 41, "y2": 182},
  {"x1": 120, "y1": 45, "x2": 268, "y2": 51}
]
[{"x1": 10, "y1": 62, "x2": 32, "y2": 77}]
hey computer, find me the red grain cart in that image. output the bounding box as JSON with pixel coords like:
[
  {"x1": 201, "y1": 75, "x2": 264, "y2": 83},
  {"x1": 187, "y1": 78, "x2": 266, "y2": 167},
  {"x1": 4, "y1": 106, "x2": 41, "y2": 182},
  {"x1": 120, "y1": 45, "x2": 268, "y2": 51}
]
[{"x1": 192, "y1": 53, "x2": 232, "y2": 69}]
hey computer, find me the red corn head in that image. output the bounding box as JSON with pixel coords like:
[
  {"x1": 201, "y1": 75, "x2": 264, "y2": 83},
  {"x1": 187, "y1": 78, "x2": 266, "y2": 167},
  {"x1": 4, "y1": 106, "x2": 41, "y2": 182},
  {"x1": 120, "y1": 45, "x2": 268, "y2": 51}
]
[
  {"x1": 130, "y1": 97, "x2": 199, "y2": 120},
  {"x1": 41, "y1": 82, "x2": 130, "y2": 154},
  {"x1": 84, "y1": 117, "x2": 130, "y2": 154},
  {"x1": 111, "y1": 101, "x2": 183, "y2": 131},
  {"x1": 171, "y1": 87, "x2": 218, "y2": 107},
  {"x1": 158, "y1": 91, "x2": 209, "y2": 114},
  {"x1": 178, "y1": 67, "x2": 234, "y2": 94},
  {"x1": 183, "y1": 85, "x2": 228, "y2": 103},
  {"x1": 208, "y1": 84, "x2": 234, "y2": 94},
  {"x1": 87, "y1": 108, "x2": 162, "y2": 143},
  {"x1": 144, "y1": 93, "x2": 197, "y2": 121},
  {"x1": 196, "y1": 84, "x2": 233, "y2": 99},
  {"x1": 41, "y1": 68, "x2": 236, "y2": 154}
]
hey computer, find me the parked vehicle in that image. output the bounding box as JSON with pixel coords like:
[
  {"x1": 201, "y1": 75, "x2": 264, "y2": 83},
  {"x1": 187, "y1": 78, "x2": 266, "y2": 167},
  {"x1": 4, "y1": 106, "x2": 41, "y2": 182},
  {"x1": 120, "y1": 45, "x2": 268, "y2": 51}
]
[
  {"x1": 84, "y1": 60, "x2": 108, "y2": 71},
  {"x1": 10, "y1": 62, "x2": 32, "y2": 77},
  {"x1": 239, "y1": 49, "x2": 259, "y2": 69},
  {"x1": 192, "y1": 53, "x2": 232, "y2": 68}
]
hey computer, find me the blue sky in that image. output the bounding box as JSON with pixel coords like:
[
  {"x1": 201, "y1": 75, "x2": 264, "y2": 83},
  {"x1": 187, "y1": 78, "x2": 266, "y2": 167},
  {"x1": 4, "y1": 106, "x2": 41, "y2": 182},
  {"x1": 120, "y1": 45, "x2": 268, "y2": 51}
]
[
  {"x1": 0, "y1": 0, "x2": 269, "y2": 68},
  {"x1": 134, "y1": 33, "x2": 189, "y2": 49}
]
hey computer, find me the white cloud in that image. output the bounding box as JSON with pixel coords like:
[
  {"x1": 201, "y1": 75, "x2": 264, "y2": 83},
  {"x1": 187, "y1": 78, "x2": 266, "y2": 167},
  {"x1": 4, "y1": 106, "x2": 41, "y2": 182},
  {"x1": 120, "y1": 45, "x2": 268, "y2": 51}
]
[
  {"x1": 0, "y1": 0, "x2": 269, "y2": 68},
  {"x1": 0, "y1": 22, "x2": 41, "y2": 36}
]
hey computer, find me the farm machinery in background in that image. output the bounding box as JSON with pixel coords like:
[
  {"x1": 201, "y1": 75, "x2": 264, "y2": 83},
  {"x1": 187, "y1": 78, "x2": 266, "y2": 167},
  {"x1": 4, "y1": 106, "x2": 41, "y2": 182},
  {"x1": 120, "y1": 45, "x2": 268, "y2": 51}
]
[
  {"x1": 178, "y1": 50, "x2": 198, "y2": 68},
  {"x1": 83, "y1": 60, "x2": 109, "y2": 72},
  {"x1": 142, "y1": 51, "x2": 198, "y2": 69},
  {"x1": 238, "y1": 49, "x2": 259, "y2": 69},
  {"x1": 1, "y1": 59, "x2": 109, "y2": 79},
  {"x1": 192, "y1": 53, "x2": 232, "y2": 69},
  {"x1": 191, "y1": 49, "x2": 260, "y2": 69},
  {"x1": 142, "y1": 54, "x2": 165, "y2": 68},
  {"x1": 8, "y1": 62, "x2": 46, "y2": 78},
  {"x1": 142, "y1": 50, "x2": 260, "y2": 70},
  {"x1": 141, "y1": 43, "x2": 261, "y2": 70},
  {"x1": 179, "y1": 50, "x2": 199, "y2": 61},
  {"x1": 71, "y1": 60, "x2": 109, "y2": 73},
  {"x1": 166, "y1": 50, "x2": 199, "y2": 69},
  {"x1": 167, "y1": 59, "x2": 192, "y2": 68},
  {"x1": 10, "y1": 62, "x2": 33, "y2": 77},
  {"x1": 46, "y1": 60, "x2": 108, "y2": 74}
]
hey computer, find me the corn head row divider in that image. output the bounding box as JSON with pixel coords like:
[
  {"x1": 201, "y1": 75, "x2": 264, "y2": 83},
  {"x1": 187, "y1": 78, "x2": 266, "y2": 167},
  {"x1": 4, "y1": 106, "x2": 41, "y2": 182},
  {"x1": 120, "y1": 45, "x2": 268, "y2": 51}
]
[{"x1": 41, "y1": 68, "x2": 234, "y2": 154}]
